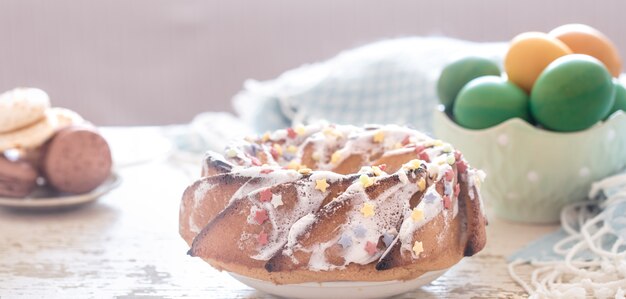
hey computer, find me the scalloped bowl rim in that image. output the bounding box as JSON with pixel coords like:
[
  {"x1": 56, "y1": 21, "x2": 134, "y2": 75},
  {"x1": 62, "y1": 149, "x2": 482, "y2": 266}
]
[{"x1": 436, "y1": 107, "x2": 626, "y2": 137}]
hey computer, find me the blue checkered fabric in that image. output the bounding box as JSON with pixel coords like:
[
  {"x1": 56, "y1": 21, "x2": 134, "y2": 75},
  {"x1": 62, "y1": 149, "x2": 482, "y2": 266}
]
[{"x1": 233, "y1": 37, "x2": 506, "y2": 134}]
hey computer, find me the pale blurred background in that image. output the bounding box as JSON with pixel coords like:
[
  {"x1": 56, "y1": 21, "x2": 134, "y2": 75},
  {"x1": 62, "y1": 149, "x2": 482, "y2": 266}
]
[{"x1": 0, "y1": 0, "x2": 624, "y2": 125}]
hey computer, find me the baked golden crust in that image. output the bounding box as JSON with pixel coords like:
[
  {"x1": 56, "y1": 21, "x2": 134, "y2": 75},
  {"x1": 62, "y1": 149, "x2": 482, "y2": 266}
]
[{"x1": 180, "y1": 124, "x2": 487, "y2": 284}]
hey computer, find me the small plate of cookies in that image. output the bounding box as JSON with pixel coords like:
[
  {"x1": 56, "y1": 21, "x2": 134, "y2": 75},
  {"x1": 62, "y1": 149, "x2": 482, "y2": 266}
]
[{"x1": 0, "y1": 87, "x2": 119, "y2": 210}]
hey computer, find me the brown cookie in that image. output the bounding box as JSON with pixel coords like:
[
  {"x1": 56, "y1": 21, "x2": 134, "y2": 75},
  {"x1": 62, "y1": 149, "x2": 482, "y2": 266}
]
[
  {"x1": 42, "y1": 126, "x2": 112, "y2": 194},
  {"x1": 0, "y1": 155, "x2": 39, "y2": 198}
]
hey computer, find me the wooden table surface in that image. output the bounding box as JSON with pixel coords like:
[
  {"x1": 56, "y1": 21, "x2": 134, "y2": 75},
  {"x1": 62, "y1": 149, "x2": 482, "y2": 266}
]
[{"x1": 0, "y1": 127, "x2": 558, "y2": 298}]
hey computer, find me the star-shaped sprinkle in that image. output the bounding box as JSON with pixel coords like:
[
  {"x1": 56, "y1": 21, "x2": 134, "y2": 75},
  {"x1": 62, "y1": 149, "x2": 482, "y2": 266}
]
[
  {"x1": 443, "y1": 196, "x2": 451, "y2": 210},
  {"x1": 361, "y1": 202, "x2": 375, "y2": 217},
  {"x1": 373, "y1": 131, "x2": 385, "y2": 143},
  {"x1": 298, "y1": 168, "x2": 312, "y2": 175},
  {"x1": 331, "y1": 151, "x2": 342, "y2": 165},
  {"x1": 365, "y1": 241, "x2": 378, "y2": 255},
  {"x1": 417, "y1": 178, "x2": 426, "y2": 191},
  {"x1": 445, "y1": 169, "x2": 455, "y2": 182},
  {"x1": 353, "y1": 224, "x2": 367, "y2": 238},
  {"x1": 315, "y1": 178, "x2": 329, "y2": 192},
  {"x1": 371, "y1": 166, "x2": 383, "y2": 176},
  {"x1": 446, "y1": 155, "x2": 456, "y2": 165},
  {"x1": 287, "y1": 160, "x2": 301, "y2": 170},
  {"x1": 257, "y1": 231, "x2": 269, "y2": 245},
  {"x1": 271, "y1": 194, "x2": 284, "y2": 208},
  {"x1": 287, "y1": 128, "x2": 297, "y2": 139},
  {"x1": 413, "y1": 241, "x2": 424, "y2": 256},
  {"x1": 287, "y1": 145, "x2": 298, "y2": 154},
  {"x1": 295, "y1": 126, "x2": 306, "y2": 136},
  {"x1": 259, "y1": 189, "x2": 272, "y2": 202},
  {"x1": 424, "y1": 192, "x2": 438, "y2": 203},
  {"x1": 337, "y1": 234, "x2": 352, "y2": 248},
  {"x1": 411, "y1": 207, "x2": 424, "y2": 222},
  {"x1": 261, "y1": 132, "x2": 271, "y2": 142},
  {"x1": 382, "y1": 233, "x2": 395, "y2": 247},
  {"x1": 226, "y1": 148, "x2": 238, "y2": 158},
  {"x1": 254, "y1": 209, "x2": 269, "y2": 224},
  {"x1": 260, "y1": 168, "x2": 274, "y2": 174},
  {"x1": 359, "y1": 174, "x2": 374, "y2": 188},
  {"x1": 404, "y1": 159, "x2": 423, "y2": 170}
]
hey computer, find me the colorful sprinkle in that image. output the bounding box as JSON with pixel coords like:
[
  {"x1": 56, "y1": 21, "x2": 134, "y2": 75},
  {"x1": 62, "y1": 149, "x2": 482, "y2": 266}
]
[
  {"x1": 454, "y1": 184, "x2": 460, "y2": 197},
  {"x1": 260, "y1": 168, "x2": 274, "y2": 174},
  {"x1": 446, "y1": 155, "x2": 456, "y2": 165},
  {"x1": 411, "y1": 207, "x2": 424, "y2": 222},
  {"x1": 418, "y1": 151, "x2": 430, "y2": 162},
  {"x1": 287, "y1": 128, "x2": 297, "y2": 139},
  {"x1": 337, "y1": 234, "x2": 353, "y2": 248},
  {"x1": 454, "y1": 150, "x2": 462, "y2": 161},
  {"x1": 271, "y1": 194, "x2": 284, "y2": 208},
  {"x1": 361, "y1": 202, "x2": 375, "y2": 217},
  {"x1": 424, "y1": 192, "x2": 438, "y2": 203},
  {"x1": 287, "y1": 160, "x2": 301, "y2": 170},
  {"x1": 393, "y1": 142, "x2": 403, "y2": 149},
  {"x1": 298, "y1": 168, "x2": 312, "y2": 175},
  {"x1": 259, "y1": 189, "x2": 272, "y2": 202},
  {"x1": 312, "y1": 152, "x2": 321, "y2": 161},
  {"x1": 226, "y1": 148, "x2": 238, "y2": 158},
  {"x1": 295, "y1": 126, "x2": 306, "y2": 136},
  {"x1": 287, "y1": 145, "x2": 298, "y2": 154},
  {"x1": 404, "y1": 159, "x2": 423, "y2": 170},
  {"x1": 251, "y1": 157, "x2": 262, "y2": 166},
  {"x1": 445, "y1": 184, "x2": 453, "y2": 196},
  {"x1": 271, "y1": 144, "x2": 283, "y2": 158},
  {"x1": 254, "y1": 209, "x2": 269, "y2": 224},
  {"x1": 315, "y1": 178, "x2": 329, "y2": 192},
  {"x1": 365, "y1": 241, "x2": 378, "y2": 255},
  {"x1": 257, "y1": 231, "x2": 269, "y2": 245},
  {"x1": 378, "y1": 164, "x2": 387, "y2": 171},
  {"x1": 371, "y1": 166, "x2": 383, "y2": 176},
  {"x1": 331, "y1": 151, "x2": 342, "y2": 165},
  {"x1": 353, "y1": 225, "x2": 367, "y2": 238},
  {"x1": 373, "y1": 131, "x2": 385, "y2": 143},
  {"x1": 445, "y1": 169, "x2": 455, "y2": 182},
  {"x1": 359, "y1": 174, "x2": 375, "y2": 188},
  {"x1": 442, "y1": 144, "x2": 453, "y2": 153},
  {"x1": 417, "y1": 178, "x2": 426, "y2": 191},
  {"x1": 261, "y1": 132, "x2": 271, "y2": 142},
  {"x1": 413, "y1": 241, "x2": 424, "y2": 256},
  {"x1": 433, "y1": 140, "x2": 444, "y2": 147},
  {"x1": 443, "y1": 195, "x2": 451, "y2": 209}
]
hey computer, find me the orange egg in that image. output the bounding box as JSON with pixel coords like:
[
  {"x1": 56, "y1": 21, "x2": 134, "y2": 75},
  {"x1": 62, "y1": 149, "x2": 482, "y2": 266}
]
[
  {"x1": 550, "y1": 24, "x2": 622, "y2": 77},
  {"x1": 504, "y1": 32, "x2": 572, "y2": 92}
]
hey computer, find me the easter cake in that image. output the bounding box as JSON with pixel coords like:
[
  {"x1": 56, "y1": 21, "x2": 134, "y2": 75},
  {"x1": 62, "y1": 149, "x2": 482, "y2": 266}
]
[{"x1": 180, "y1": 123, "x2": 487, "y2": 283}]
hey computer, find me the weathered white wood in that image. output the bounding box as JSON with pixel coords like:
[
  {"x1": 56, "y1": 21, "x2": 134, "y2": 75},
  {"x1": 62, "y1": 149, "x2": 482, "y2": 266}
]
[{"x1": 0, "y1": 128, "x2": 558, "y2": 298}]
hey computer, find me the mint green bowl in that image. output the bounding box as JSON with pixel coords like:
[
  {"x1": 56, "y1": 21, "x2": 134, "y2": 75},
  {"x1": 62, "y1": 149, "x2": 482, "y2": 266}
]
[{"x1": 433, "y1": 109, "x2": 626, "y2": 223}]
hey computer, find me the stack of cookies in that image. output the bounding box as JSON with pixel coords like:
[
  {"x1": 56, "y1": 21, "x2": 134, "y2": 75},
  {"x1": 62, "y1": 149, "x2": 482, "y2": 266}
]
[{"x1": 0, "y1": 88, "x2": 113, "y2": 198}]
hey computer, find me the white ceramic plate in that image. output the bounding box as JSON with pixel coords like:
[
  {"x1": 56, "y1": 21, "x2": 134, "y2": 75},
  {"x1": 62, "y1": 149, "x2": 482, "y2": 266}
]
[
  {"x1": 229, "y1": 268, "x2": 449, "y2": 299},
  {"x1": 0, "y1": 172, "x2": 121, "y2": 210}
]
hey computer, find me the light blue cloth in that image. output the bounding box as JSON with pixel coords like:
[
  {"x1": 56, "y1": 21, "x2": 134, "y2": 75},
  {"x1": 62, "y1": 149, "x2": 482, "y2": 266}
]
[
  {"x1": 233, "y1": 37, "x2": 506, "y2": 134},
  {"x1": 509, "y1": 171, "x2": 626, "y2": 262}
]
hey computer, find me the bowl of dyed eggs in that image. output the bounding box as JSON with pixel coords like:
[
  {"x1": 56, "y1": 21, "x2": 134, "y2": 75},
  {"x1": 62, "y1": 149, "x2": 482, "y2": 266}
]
[{"x1": 433, "y1": 24, "x2": 626, "y2": 223}]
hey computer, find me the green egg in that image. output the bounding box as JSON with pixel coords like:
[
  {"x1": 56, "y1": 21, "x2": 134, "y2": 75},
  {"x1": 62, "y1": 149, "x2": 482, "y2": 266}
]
[
  {"x1": 437, "y1": 57, "x2": 501, "y2": 111},
  {"x1": 530, "y1": 54, "x2": 615, "y2": 132},
  {"x1": 606, "y1": 79, "x2": 626, "y2": 119},
  {"x1": 453, "y1": 76, "x2": 531, "y2": 129}
]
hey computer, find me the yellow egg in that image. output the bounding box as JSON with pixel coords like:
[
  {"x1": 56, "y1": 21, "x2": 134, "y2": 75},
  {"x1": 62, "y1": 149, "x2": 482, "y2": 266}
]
[
  {"x1": 504, "y1": 32, "x2": 572, "y2": 92},
  {"x1": 550, "y1": 24, "x2": 622, "y2": 77}
]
